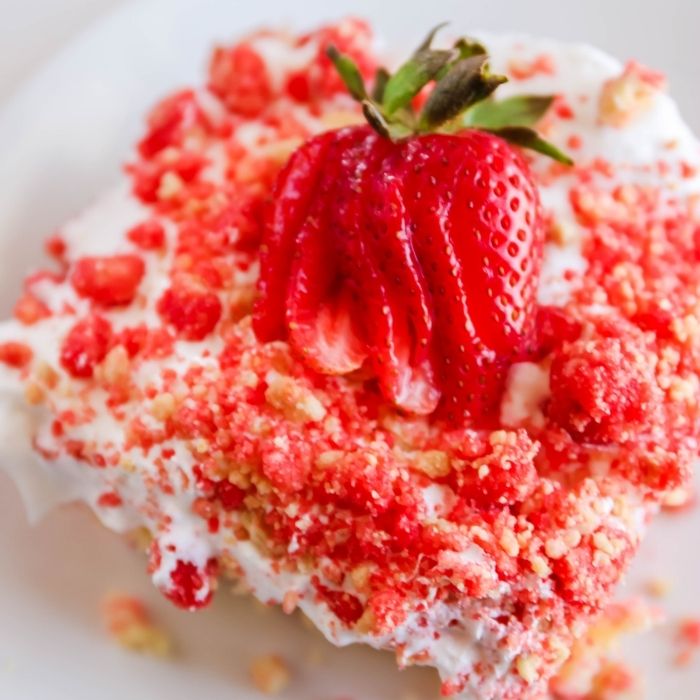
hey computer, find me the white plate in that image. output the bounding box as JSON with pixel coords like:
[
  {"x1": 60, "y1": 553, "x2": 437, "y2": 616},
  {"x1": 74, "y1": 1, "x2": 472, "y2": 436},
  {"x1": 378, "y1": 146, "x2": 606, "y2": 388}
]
[{"x1": 1, "y1": 1, "x2": 699, "y2": 698}]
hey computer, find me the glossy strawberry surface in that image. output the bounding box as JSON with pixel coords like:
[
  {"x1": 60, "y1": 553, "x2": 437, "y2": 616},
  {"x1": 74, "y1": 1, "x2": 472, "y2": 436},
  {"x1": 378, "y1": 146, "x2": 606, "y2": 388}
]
[{"x1": 254, "y1": 125, "x2": 543, "y2": 423}]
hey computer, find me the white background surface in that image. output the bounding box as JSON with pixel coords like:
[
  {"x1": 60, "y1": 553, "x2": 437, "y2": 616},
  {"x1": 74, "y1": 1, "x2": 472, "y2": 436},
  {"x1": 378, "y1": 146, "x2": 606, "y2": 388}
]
[
  {"x1": 1, "y1": 1, "x2": 700, "y2": 699},
  {"x1": 0, "y1": 0, "x2": 124, "y2": 103},
  {"x1": 2, "y1": 0, "x2": 700, "y2": 128}
]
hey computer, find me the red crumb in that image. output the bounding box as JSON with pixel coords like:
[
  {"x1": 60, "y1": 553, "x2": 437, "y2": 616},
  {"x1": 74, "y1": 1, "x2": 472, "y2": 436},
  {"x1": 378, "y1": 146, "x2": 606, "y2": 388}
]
[
  {"x1": 535, "y1": 305, "x2": 582, "y2": 358},
  {"x1": 554, "y1": 95, "x2": 575, "y2": 120},
  {"x1": 452, "y1": 430, "x2": 539, "y2": 508},
  {"x1": 14, "y1": 294, "x2": 51, "y2": 325},
  {"x1": 567, "y1": 134, "x2": 583, "y2": 150},
  {"x1": 313, "y1": 578, "x2": 365, "y2": 625},
  {"x1": 0, "y1": 341, "x2": 33, "y2": 369},
  {"x1": 296, "y1": 19, "x2": 377, "y2": 102},
  {"x1": 163, "y1": 559, "x2": 216, "y2": 610},
  {"x1": 60, "y1": 315, "x2": 113, "y2": 379},
  {"x1": 681, "y1": 161, "x2": 698, "y2": 179},
  {"x1": 157, "y1": 286, "x2": 222, "y2": 340},
  {"x1": 127, "y1": 220, "x2": 166, "y2": 250},
  {"x1": 71, "y1": 255, "x2": 146, "y2": 306},
  {"x1": 548, "y1": 335, "x2": 658, "y2": 444},
  {"x1": 194, "y1": 468, "x2": 246, "y2": 512},
  {"x1": 678, "y1": 617, "x2": 700, "y2": 646},
  {"x1": 209, "y1": 43, "x2": 273, "y2": 117},
  {"x1": 45, "y1": 234, "x2": 67, "y2": 262},
  {"x1": 675, "y1": 648, "x2": 694, "y2": 667},
  {"x1": 508, "y1": 53, "x2": 556, "y2": 80},
  {"x1": 673, "y1": 617, "x2": 700, "y2": 667},
  {"x1": 624, "y1": 60, "x2": 667, "y2": 90},
  {"x1": 138, "y1": 89, "x2": 206, "y2": 158},
  {"x1": 97, "y1": 491, "x2": 123, "y2": 508}
]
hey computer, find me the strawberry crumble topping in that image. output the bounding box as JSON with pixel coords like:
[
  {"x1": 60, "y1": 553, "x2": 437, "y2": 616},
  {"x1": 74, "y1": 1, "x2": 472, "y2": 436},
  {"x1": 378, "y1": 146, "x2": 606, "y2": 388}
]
[{"x1": 0, "y1": 19, "x2": 699, "y2": 700}]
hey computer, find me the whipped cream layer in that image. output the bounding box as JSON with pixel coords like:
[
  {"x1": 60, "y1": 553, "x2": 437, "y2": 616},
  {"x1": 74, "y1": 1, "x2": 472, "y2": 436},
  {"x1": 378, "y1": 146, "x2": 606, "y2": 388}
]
[{"x1": 0, "y1": 22, "x2": 698, "y2": 700}]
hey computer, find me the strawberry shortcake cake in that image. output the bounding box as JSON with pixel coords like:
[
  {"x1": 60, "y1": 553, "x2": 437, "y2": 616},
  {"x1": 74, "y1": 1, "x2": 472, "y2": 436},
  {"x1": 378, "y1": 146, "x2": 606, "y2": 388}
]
[{"x1": 1, "y1": 18, "x2": 699, "y2": 699}]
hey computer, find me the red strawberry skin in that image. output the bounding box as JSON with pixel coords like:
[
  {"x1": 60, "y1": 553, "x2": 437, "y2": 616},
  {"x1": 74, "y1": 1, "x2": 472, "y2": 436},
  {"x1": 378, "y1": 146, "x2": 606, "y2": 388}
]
[{"x1": 254, "y1": 125, "x2": 543, "y2": 424}]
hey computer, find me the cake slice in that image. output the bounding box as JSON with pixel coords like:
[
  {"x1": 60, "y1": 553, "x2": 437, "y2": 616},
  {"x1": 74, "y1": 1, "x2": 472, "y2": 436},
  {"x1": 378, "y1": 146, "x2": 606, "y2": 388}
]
[{"x1": 1, "y1": 18, "x2": 699, "y2": 699}]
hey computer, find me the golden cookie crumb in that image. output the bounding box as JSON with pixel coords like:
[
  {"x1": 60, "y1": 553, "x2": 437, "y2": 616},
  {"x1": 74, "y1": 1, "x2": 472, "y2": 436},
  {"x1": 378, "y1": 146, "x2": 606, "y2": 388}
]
[
  {"x1": 644, "y1": 576, "x2": 671, "y2": 599},
  {"x1": 249, "y1": 654, "x2": 291, "y2": 695},
  {"x1": 101, "y1": 593, "x2": 172, "y2": 657},
  {"x1": 413, "y1": 450, "x2": 451, "y2": 478},
  {"x1": 265, "y1": 371, "x2": 326, "y2": 423},
  {"x1": 516, "y1": 653, "x2": 539, "y2": 683}
]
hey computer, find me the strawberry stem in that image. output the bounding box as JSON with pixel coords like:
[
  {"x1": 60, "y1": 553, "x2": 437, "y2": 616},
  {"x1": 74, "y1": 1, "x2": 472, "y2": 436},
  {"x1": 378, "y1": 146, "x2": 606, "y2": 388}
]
[
  {"x1": 382, "y1": 48, "x2": 458, "y2": 115},
  {"x1": 418, "y1": 55, "x2": 506, "y2": 130},
  {"x1": 371, "y1": 67, "x2": 391, "y2": 102},
  {"x1": 325, "y1": 25, "x2": 574, "y2": 165},
  {"x1": 416, "y1": 22, "x2": 450, "y2": 52}
]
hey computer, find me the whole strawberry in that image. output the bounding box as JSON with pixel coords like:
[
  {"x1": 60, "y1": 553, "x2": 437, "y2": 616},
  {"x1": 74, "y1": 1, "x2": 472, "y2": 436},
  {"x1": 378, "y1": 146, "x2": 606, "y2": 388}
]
[{"x1": 254, "y1": 27, "x2": 571, "y2": 425}]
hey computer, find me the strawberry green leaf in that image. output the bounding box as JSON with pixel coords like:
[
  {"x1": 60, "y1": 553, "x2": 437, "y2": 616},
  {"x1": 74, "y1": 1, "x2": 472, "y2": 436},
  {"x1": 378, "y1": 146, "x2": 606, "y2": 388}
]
[
  {"x1": 417, "y1": 22, "x2": 449, "y2": 51},
  {"x1": 372, "y1": 67, "x2": 391, "y2": 102},
  {"x1": 464, "y1": 95, "x2": 554, "y2": 129},
  {"x1": 383, "y1": 49, "x2": 457, "y2": 115},
  {"x1": 453, "y1": 37, "x2": 487, "y2": 59},
  {"x1": 491, "y1": 126, "x2": 573, "y2": 165},
  {"x1": 361, "y1": 100, "x2": 391, "y2": 138},
  {"x1": 419, "y1": 55, "x2": 507, "y2": 130},
  {"x1": 326, "y1": 46, "x2": 368, "y2": 102},
  {"x1": 362, "y1": 100, "x2": 412, "y2": 141},
  {"x1": 326, "y1": 24, "x2": 567, "y2": 153},
  {"x1": 434, "y1": 38, "x2": 487, "y2": 83}
]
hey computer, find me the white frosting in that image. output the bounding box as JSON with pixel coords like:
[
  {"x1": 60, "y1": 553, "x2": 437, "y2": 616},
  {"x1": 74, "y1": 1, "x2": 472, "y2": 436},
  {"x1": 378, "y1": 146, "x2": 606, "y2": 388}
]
[
  {"x1": 0, "y1": 32, "x2": 697, "y2": 700},
  {"x1": 250, "y1": 34, "x2": 318, "y2": 92},
  {"x1": 500, "y1": 361, "x2": 550, "y2": 429}
]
